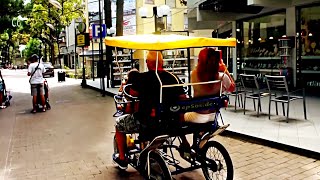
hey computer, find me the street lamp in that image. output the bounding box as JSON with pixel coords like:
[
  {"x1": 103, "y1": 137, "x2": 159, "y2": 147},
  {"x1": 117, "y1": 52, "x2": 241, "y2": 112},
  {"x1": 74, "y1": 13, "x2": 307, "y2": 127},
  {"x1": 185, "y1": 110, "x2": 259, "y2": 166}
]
[
  {"x1": 49, "y1": 0, "x2": 62, "y2": 9},
  {"x1": 107, "y1": 27, "x2": 116, "y2": 36},
  {"x1": 138, "y1": 5, "x2": 171, "y2": 33}
]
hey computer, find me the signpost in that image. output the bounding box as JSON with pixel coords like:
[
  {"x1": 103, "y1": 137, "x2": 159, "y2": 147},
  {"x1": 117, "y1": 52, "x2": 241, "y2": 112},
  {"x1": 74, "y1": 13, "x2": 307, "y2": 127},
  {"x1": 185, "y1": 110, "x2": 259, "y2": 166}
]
[
  {"x1": 76, "y1": 22, "x2": 90, "y2": 87},
  {"x1": 92, "y1": 24, "x2": 107, "y2": 39}
]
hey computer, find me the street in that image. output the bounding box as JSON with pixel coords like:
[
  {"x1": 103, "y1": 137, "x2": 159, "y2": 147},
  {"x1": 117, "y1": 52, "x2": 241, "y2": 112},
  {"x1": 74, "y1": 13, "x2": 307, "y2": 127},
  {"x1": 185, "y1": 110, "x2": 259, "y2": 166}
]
[{"x1": 0, "y1": 69, "x2": 319, "y2": 180}]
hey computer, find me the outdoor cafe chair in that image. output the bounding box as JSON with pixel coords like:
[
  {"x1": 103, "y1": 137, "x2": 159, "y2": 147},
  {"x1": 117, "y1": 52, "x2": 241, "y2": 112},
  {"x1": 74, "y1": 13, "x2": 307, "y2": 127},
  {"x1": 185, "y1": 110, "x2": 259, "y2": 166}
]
[
  {"x1": 227, "y1": 74, "x2": 245, "y2": 111},
  {"x1": 265, "y1": 75, "x2": 307, "y2": 123},
  {"x1": 240, "y1": 74, "x2": 269, "y2": 116}
]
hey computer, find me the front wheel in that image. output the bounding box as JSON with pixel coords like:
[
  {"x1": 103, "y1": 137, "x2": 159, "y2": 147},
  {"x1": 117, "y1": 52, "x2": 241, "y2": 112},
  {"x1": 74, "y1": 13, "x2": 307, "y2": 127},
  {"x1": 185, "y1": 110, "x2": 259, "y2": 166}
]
[
  {"x1": 143, "y1": 150, "x2": 172, "y2": 180},
  {"x1": 200, "y1": 141, "x2": 233, "y2": 180}
]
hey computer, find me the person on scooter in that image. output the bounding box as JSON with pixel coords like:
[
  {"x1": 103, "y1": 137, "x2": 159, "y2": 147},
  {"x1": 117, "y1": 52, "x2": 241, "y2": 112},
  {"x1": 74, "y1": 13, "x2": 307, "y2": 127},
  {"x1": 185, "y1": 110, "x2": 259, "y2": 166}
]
[
  {"x1": 0, "y1": 70, "x2": 5, "y2": 109},
  {"x1": 113, "y1": 51, "x2": 187, "y2": 169},
  {"x1": 27, "y1": 54, "x2": 46, "y2": 113}
]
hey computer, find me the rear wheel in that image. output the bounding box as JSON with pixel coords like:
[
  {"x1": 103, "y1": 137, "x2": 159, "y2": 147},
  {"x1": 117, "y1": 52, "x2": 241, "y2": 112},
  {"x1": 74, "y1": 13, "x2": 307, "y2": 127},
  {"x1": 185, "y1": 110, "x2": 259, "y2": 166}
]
[
  {"x1": 201, "y1": 141, "x2": 233, "y2": 180},
  {"x1": 143, "y1": 150, "x2": 172, "y2": 180}
]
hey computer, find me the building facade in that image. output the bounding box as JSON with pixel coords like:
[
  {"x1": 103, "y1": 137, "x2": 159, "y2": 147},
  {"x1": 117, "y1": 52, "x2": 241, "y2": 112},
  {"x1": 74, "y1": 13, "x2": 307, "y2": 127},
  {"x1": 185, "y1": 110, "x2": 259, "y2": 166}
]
[{"x1": 188, "y1": 0, "x2": 320, "y2": 93}]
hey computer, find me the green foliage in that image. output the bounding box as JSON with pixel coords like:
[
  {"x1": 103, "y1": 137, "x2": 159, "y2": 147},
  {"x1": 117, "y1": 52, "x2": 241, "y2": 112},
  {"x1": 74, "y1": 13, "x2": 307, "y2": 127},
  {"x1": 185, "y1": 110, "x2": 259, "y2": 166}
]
[
  {"x1": 25, "y1": 0, "x2": 84, "y2": 38},
  {"x1": 64, "y1": 65, "x2": 70, "y2": 70},
  {"x1": 0, "y1": 0, "x2": 24, "y2": 33},
  {"x1": 23, "y1": 38, "x2": 41, "y2": 58}
]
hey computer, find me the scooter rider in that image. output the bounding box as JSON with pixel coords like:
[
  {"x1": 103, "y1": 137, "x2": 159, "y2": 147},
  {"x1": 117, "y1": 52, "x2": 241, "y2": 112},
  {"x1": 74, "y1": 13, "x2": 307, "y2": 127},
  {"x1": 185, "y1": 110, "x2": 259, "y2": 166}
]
[{"x1": 27, "y1": 54, "x2": 46, "y2": 113}]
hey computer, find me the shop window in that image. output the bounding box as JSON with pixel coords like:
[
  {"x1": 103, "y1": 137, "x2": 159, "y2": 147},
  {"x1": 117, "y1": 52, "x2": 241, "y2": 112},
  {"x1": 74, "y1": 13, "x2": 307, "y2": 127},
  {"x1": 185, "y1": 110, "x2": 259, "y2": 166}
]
[
  {"x1": 299, "y1": 6, "x2": 320, "y2": 90},
  {"x1": 241, "y1": 13, "x2": 286, "y2": 58},
  {"x1": 300, "y1": 6, "x2": 320, "y2": 56},
  {"x1": 237, "y1": 12, "x2": 286, "y2": 81}
]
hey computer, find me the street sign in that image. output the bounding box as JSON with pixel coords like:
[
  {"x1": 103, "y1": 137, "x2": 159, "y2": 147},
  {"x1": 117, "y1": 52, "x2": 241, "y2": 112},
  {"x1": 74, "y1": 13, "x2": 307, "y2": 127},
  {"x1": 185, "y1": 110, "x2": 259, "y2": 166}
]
[
  {"x1": 92, "y1": 24, "x2": 106, "y2": 39},
  {"x1": 76, "y1": 33, "x2": 90, "y2": 47},
  {"x1": 77, "y1": 22, "x2": 86, "y2": 33}
]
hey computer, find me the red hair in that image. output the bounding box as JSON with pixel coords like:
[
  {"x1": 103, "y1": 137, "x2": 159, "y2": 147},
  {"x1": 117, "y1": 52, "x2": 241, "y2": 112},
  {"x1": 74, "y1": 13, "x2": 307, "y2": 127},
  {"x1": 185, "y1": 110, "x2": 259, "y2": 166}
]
[{"x1": 197, "y1": 48, "x2": 220, "y2": 85}]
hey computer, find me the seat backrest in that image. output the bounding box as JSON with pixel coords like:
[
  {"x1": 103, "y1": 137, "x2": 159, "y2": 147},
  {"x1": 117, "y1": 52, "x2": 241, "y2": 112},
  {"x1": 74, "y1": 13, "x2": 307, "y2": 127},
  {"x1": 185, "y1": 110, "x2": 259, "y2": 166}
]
[
  {"x1": 240, "y1": 74, "x2": 260, "y2": 91},
  {"x1": 160, "y1": 95, "x2": 229, "y2": 114},
  {"x1": 265, "y1": 75, "x2": 289, "y2": 93}
]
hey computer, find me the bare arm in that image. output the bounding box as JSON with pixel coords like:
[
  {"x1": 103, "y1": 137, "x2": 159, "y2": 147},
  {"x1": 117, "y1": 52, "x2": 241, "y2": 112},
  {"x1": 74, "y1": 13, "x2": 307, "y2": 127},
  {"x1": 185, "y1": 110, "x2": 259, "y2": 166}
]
[{"x1": 27, "y1": 64, "x2": 32, "y2": 76}]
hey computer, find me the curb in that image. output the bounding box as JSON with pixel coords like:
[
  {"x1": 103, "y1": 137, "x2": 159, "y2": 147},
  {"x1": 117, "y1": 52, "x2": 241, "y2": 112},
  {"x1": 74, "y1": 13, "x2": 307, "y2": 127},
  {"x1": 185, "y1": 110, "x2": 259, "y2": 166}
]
[{"x1": 221, "y1": 130, "x2": 320, "y2": 160}]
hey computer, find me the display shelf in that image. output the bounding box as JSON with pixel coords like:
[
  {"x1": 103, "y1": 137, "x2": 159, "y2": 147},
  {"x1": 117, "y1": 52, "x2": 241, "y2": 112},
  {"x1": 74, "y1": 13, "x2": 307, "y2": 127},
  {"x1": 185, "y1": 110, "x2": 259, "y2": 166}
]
[
  {"x1": 301, "y1": 70, "x2": 320, "y2": 74},
  {"x1": 164, "y1": 67, "x2": 188, "y2": 70},
  {"x1": 113, "y1": 72, "x2": 128, "y2": 76},
  {"x1": 163, "y1": 58, "x2": 188, "y2": 61},
  {"x1": 112, "y1": 60, "x2": 131, "y2": 63},
  {"x1": 113, "y1": 66, "x2": 131, "y2": 69},
  {"x1": 162, "y1": 48, "x2": 190, "y2": 83},
  {"x1": 243, "y1": 68, "x2": 280, "y2": 73},
  {"x1": 112, "y1": 54, "x2": 131, "y2": 57},
  {"x1": 301, "y1": 56, "x2": 320, "y2": 60},
  {"x1": 110, "y1": 50, "x2": 134, "y2": 87},
  {"x1": 243, "y1": 57, "x2": 281, "y2": 60}
]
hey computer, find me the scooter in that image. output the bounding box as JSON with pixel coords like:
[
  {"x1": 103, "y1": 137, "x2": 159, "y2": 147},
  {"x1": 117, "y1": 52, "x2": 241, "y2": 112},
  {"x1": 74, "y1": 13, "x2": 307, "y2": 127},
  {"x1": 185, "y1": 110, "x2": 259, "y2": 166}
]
[{"x1": 35, "y1": 79, "x2": 51, "y2": 111}]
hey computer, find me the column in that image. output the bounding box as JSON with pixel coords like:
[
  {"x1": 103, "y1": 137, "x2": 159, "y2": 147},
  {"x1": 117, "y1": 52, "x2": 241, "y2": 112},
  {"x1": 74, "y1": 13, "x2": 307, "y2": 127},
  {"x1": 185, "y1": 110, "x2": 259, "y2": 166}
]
[
  {"x1": 286, "y1": 7, "x2": 297, "y2": 87},
  {"x1": 232, "y1": 21, "x2": 237, "y2": 79}
]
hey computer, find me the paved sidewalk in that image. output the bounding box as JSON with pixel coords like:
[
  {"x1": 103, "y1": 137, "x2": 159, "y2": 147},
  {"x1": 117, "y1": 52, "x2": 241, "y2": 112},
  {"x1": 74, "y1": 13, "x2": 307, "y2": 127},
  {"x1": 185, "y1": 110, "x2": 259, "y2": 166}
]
[
  {"x1": 86, "y1": 77, "x2": 320, "y2": 153},
  {"x1": 0, "y1": 69, "x2": 319, "y2": 180}
]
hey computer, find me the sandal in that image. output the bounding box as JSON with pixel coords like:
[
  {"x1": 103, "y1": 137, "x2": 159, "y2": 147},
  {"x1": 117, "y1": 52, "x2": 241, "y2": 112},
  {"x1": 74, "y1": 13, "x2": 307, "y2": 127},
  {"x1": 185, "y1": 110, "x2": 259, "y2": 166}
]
[
  {"x1": 42, "y1": 108, "x2": 46, "y2": 112},
  {"x1": 31, "y1": 109, "x2": 37, "y2": 113},
  {"x1": 0, "y1": 106, "x2": 6, "y2": 109}
]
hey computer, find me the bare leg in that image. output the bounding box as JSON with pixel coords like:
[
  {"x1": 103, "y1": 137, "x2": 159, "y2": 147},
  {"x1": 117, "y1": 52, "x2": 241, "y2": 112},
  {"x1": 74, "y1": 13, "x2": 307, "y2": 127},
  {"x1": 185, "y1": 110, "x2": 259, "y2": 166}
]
[
  {"x1": 40, "y1": 94, "x2": 46, "y2": 107},
  {"x1": 0, "y1": 93, "x2": 3, "y2": 108},
  {"x1": 32, "y1": 96, "x2": 37, "y2": 111},
  {"x1": 115, "y1": 128, "x2": 126, "y2": 160}
]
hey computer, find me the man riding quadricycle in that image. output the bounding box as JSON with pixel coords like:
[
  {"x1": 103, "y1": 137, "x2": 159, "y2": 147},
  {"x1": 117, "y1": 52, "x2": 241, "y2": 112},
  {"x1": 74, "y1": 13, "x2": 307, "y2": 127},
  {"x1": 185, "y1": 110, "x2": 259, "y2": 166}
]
[{"x1": 107, "y1": 34, "x2": 236, "y2": 180}]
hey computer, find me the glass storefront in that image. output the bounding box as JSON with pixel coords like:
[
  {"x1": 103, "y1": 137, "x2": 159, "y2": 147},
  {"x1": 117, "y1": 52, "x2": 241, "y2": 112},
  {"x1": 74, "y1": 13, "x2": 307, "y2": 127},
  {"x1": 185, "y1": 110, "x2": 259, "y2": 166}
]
[
  {"x1": 237, "y1": 12, "x2": 286, "y2": 81},
  {"x1": 298, "y1": 5, "x2": 320, "y2": 90}
]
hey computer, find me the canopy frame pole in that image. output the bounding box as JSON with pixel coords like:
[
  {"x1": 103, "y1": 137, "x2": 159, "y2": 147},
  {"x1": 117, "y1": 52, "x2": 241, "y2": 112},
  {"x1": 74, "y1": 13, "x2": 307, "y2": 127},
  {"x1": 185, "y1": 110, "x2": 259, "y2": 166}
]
[{"x1": 155, "y1": 51, "x2": 163, "y2": 104}]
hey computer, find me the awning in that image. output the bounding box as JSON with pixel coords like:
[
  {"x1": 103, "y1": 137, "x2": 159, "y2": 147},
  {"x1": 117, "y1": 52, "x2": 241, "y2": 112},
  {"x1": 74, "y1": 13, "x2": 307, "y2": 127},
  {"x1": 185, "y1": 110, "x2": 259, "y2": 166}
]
[{"x1": 105, "y1": 34, "x2": 236, "y2": 50}]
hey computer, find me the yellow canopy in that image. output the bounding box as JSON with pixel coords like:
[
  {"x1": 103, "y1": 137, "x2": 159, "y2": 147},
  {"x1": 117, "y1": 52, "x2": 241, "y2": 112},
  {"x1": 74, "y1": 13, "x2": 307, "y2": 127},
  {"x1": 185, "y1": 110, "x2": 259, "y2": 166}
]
[{"x1": 104, "y1": 34, "x2": 236, "y2": 50}]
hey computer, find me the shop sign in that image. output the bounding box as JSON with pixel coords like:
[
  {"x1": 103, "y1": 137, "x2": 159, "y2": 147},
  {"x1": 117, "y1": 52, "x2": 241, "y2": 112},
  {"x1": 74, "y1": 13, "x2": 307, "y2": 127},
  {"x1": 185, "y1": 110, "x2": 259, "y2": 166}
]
[
  {"x1": 76, "y1": 33, "x2": 90, "y2": 47},
  {"x1": 145, "y1": 0, "x2": 154, "y2": 4},
  {"x1": 123, "y1": 15, "x2": 136, "y2": 35}
]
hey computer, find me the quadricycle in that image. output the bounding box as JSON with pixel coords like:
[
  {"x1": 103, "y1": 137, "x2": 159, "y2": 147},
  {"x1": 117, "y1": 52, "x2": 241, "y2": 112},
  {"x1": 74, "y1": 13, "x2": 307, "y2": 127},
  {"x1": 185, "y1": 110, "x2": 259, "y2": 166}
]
[{"x1": 107, "y1": 34, "x2": 236, "y2": 180}]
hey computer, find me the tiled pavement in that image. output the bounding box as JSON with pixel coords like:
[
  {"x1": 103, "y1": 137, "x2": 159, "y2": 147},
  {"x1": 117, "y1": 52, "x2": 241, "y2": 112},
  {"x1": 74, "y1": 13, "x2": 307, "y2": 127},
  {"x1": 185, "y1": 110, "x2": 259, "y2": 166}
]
[{"x1": 0, "y1": 70, "x2": 320, "y2": 180}]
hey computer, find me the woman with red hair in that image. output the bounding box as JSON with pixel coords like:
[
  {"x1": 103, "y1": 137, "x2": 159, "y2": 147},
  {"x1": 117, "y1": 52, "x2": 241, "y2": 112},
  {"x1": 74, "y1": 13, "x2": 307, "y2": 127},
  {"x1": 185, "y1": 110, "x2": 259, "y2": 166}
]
[{"x1": 184, "y1": 48, "x2": 235, "y2": 123}]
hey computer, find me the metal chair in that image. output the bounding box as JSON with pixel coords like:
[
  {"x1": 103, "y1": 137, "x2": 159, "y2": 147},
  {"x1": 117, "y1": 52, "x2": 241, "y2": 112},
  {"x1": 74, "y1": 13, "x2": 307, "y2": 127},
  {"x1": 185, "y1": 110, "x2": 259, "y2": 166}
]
[
  {"x1": 265, "y1": 75, "x2": 307, "y2": 122},
  {"x1": 227, "y1": 77, "x2": 245, "y2": 111},
  {"x1": 240, "y1": 74, "x2": 269, "y2": 116}
]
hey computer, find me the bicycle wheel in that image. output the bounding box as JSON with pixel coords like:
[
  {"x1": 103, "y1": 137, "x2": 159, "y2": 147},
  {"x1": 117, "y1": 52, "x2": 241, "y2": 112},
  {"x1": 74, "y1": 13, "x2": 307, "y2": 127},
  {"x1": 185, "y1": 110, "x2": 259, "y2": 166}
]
[
  {"x1": 200, "y1": 141, "x2": 233, "y2": 180},
  {"x1": 143, "y1": 151, "x2": 172, "y2": 180}
]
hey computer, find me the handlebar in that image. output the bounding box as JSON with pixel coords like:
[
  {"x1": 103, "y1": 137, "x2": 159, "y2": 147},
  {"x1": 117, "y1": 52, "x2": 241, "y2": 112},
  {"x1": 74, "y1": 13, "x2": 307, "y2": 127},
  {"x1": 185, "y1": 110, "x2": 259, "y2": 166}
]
[{"x1": 123, "y1": 84, "x2": 139, "y2": 100}]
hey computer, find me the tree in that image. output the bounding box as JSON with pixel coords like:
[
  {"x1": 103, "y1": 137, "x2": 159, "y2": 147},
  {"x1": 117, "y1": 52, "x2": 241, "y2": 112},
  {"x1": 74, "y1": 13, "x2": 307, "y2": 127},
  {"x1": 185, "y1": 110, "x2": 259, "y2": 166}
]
[
  {"x1": 116, "y1": 0, "x2": 124, "y2": 36},
  {"x1": 25, "y1": 0, "x2": 84, "y2": 64},
  {"x1": 0, "y1": 0, "x2": 24, "y2": 34},
  {"x1": 23, "y1": 38, "x2": 41, "y2": 59}
]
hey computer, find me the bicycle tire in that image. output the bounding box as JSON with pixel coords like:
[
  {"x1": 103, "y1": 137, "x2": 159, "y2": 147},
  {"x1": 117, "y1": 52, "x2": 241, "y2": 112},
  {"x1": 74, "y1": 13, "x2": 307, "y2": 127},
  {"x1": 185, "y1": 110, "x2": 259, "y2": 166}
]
[
  {"x1": 143, "y1": 150, "x2": 172, "y2": 180},
  {"x1": 200, "y1": 141, "x2": 233, "y2": 180}
]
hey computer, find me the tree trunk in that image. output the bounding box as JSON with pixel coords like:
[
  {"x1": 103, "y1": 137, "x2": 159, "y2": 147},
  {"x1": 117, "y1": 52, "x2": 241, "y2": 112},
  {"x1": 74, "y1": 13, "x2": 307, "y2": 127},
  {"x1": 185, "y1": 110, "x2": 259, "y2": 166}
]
[
  {"x1": 116, "y1": 0, "x2": 124, "y2": 36},
  {"x1": 104, "y1": 0, "x2": 112, "y2": 28}
]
